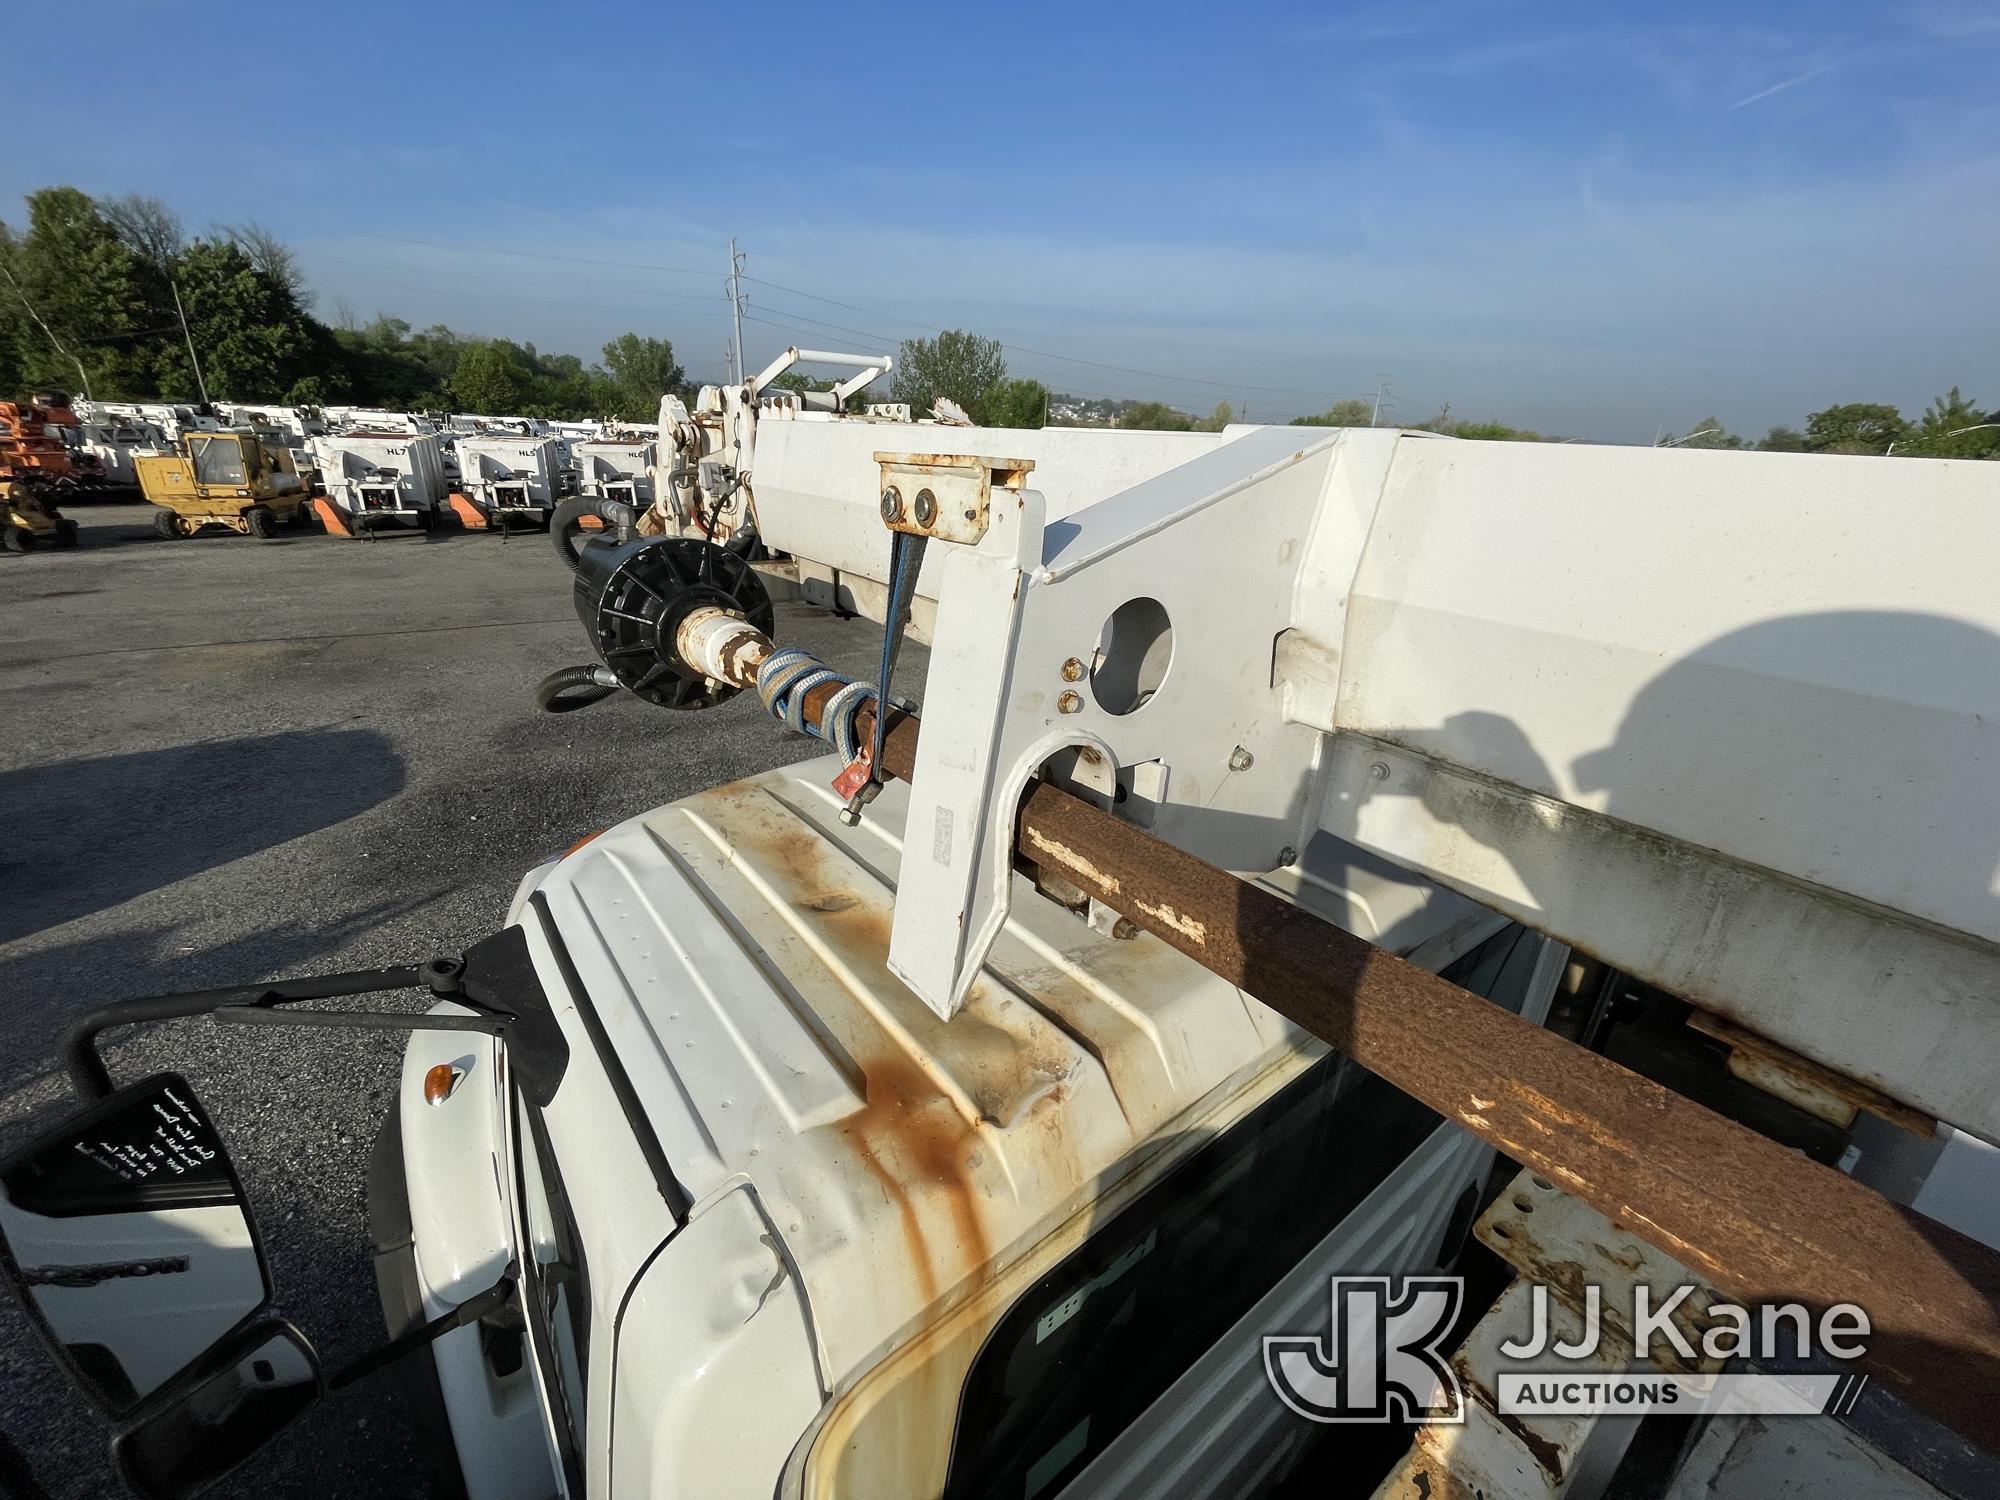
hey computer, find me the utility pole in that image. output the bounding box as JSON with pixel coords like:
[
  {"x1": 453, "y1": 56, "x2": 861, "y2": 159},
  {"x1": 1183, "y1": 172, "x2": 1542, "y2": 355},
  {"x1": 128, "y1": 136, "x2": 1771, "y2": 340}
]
[
  {"x1": 171, "y1": 278, "x2": 210, "y2": 408},
  {"x1": 727, "y1": 238, "x2": 746, "y2": 391},
  {"x1": 1, "y1": 262, "x2": 92, "y2": 401}
]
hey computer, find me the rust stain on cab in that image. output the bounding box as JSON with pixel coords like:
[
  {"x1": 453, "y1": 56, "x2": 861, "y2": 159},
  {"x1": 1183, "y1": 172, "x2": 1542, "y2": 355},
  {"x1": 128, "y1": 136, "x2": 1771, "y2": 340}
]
[
  {"x1": 703, "y1": 777, "x2": 1095, "y2": 1314},
  {"x1": 845, "y1": 1054, "x2": 992, "y2": 1307}
]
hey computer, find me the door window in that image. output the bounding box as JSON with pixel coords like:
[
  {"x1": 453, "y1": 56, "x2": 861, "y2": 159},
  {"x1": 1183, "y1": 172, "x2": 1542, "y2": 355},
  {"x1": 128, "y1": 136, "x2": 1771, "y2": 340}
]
[
  {"x1": 940, "y1": 925, "x2": 1540, "y2": 1500},
  {"x1": 517, "y1": 1103, "x2": 590, "y2": 1487}
]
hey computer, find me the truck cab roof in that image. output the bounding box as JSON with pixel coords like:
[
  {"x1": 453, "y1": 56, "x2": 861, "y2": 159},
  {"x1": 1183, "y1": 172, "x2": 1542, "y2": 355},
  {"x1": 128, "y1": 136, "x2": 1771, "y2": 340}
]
[{"x1": 528, "y1": 753, "x2": 1497, "y2": 1387}]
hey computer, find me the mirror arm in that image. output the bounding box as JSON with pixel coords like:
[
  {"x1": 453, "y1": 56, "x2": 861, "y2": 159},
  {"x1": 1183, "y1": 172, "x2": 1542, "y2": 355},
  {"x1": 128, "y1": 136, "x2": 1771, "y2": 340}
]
[
  {"x1": 212, "y1": 1007, "x2": 510, "y2": 1036},
  {"x1": 328, "y1": 1269, "x2": 517, "y2": 1392},
  {"x1": 62, "y1": 958, "x2": 497, "y2": 1100}
]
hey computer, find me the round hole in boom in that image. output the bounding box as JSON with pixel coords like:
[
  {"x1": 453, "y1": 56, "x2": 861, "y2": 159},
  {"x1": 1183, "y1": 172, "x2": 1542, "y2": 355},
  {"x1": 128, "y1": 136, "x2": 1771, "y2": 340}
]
[{"x1": 1089, "y1": 597, "x2": 1174, "y2": 715}]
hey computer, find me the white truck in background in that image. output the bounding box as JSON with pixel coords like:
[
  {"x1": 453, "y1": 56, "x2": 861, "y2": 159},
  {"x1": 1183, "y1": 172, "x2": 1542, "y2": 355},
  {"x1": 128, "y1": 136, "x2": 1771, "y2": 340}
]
[
  {"x1": 308, "y1": 430, "x2": 449, "y2": 532},
  {"x1": 453, "y1": 434, "x2": 574, "y2": 529},
  {"x1": 573, "y1": 436, "x2": 657, "y2": 512}
]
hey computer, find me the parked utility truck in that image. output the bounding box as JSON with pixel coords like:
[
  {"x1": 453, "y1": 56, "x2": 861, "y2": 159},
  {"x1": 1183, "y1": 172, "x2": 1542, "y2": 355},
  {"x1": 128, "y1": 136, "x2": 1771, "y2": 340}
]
[
  {"x1": 309, "y1": 431, "x2": 448, "y2": 534},
  {"x1": 452, "y1": 433, "x2": 575, "y2": 529},
  {"x1": 4, "y1": 350, "x2": 1998, "y2": 1500},
  {"x1": 574, "y1": 436, "x2": 656, "y2": 511}
]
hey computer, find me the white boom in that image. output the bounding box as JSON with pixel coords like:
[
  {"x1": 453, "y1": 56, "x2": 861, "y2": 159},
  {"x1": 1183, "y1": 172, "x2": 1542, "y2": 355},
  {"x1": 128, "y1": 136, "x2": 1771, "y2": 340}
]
[{"x1": 652, "y1": 373, "x2": 2000, "y2": 1145}]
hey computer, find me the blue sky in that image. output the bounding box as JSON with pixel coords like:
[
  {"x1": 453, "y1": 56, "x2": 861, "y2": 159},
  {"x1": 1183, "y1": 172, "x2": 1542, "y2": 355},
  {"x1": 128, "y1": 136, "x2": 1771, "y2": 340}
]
[{"x1": 6, "y1": 0, "x2": 1996, "y2": 438}]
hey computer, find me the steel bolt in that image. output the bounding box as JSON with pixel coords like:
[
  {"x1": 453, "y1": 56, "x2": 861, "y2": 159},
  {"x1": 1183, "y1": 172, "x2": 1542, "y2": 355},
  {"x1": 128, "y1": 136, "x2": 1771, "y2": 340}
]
[
  {"x1": 913, "y1": 488, "x2": 938, "y2": 526},
  {"x1": 1057, "y1": 690, "x2": 1083, "y2": 715},
  {"x1": 1229, "y1": 746, "x2": 1255, "y2": 771},
  {"x1": 1111, "y1": 917, "x2": 1141, "y2": 941},
  {"x1": 880, "y1": 486, "x2": 904, "y2": 522},
  {"x1": 1369, "y1": 761, "x2": 1391, "y2": 781},
  {"x1": 1060, "y1": 657, "x2": 1086, "y2": 682},
  {"x1": 1277, "y1": 846, "x2": 1297, "y2": 866}
]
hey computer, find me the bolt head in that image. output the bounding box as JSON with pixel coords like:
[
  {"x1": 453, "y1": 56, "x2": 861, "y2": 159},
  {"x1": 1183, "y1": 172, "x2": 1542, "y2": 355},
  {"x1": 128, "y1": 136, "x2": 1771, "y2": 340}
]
[
  {"x1": 1229, "y1": 746, "x2": 1255, "y2": 771},
  {"x1": 1278, "y1": 846, "x2": 1298, "y2": 866},
  {"x1": 1369, "y1": 761, "x2": 1392, "y2": 781},
  {"x1": 913, "y1": 488, "x2": 938, "y2": 525},
  {"x1": 1057, "y1": 690, "x2": 1083, "y2": 715},
  {"x1": 879, "y1": 486, "x2": 903, "y2": 522},
  {"x1": 1060, "y1": 657, "x2": 1086, "y2": 682}
]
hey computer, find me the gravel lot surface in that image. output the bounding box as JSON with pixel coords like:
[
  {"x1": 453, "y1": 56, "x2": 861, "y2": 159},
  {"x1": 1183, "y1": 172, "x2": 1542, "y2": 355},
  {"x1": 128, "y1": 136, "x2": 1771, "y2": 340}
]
[{"x1": 0, "y1": 502, "x2": 901, "y2": 1498}]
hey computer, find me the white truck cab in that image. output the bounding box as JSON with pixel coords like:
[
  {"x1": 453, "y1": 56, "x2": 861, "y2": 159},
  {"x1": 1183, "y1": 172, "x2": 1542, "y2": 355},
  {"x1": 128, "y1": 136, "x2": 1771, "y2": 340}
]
[{"x1": 377, "y1": 755, "x2": 1563, "y2": 1499}]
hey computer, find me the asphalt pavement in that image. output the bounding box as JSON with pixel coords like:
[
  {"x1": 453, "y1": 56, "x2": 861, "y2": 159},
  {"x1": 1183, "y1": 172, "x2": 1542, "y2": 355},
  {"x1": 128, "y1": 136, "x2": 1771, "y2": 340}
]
[{"x1": 0, "y1": 502, "x2": 899, "y2": 1499}]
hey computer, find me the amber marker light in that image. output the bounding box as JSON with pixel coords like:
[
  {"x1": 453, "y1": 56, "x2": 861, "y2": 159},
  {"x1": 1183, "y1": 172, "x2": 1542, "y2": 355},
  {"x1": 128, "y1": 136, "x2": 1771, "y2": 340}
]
[{"x1": 423, "y1": 1063, "x2": 461, "y2": 1106}]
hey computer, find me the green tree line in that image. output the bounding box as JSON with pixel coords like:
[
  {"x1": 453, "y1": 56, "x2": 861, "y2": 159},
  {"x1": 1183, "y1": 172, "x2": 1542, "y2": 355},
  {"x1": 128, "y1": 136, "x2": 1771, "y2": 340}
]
[
  {"x1": 0, "y1": 186, "x2": 685, "y2": 420},
  {"x1": 9, "y1": 186, "x2": 1993, "y2": 452},
  {"x1": 886, "y1": 336, "x2": 1250, "y2": 432},
  {"x1": 1284, "y1": 394, "x2": 1999, "y2": 458}
]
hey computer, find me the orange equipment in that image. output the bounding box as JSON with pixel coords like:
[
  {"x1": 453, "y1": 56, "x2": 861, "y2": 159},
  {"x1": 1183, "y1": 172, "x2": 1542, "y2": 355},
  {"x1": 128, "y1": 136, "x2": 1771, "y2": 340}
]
[{"x1": 0, "y1": 398, "x2": 78, "y2": 487}]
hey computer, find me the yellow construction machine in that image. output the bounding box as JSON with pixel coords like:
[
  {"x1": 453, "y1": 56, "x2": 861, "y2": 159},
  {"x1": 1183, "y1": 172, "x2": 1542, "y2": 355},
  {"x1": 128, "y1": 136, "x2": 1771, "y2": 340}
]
[
  {"x1": 135, "y1": 430, "x2": 315, "y2": 540},
  {"x1": 1, "y1": 397, "x2": 84, "y2": 552},
  {"x1": 1, "y1": 473, "x2": 80, "y2": 552}
]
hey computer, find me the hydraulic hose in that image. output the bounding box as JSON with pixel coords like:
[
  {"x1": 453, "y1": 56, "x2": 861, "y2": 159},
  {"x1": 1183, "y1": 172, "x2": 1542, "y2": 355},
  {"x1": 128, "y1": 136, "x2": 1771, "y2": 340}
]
[
  {"x1": 755, "y1": 646, "x2": 881, "y2": 762},
  {"x1": 550, "y1": 495, "x2": 637, "y2": 570},
  {"x1": 535, "y1": 663, "x2": 622, "y2": 713}
]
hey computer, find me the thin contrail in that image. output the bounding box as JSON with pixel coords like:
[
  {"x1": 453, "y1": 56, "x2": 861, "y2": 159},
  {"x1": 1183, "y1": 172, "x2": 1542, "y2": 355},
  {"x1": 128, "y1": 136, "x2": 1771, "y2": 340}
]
[{"x1": 1729, "y1": 62, "x2": 1833, "y2": 110}]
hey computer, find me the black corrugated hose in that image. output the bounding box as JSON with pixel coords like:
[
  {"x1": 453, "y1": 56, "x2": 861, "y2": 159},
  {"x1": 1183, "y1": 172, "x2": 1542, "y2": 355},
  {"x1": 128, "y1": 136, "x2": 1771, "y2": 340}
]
[
  {"x1": 550, "y1": 495, "x2": 637, "y2": 570},
  {"x1": 534, "y1": 664, "x2": 621, "y2": 713}
]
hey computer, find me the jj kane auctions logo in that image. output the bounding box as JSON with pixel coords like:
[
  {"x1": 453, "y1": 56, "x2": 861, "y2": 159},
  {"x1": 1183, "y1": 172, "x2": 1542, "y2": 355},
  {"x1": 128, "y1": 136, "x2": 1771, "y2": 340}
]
[{"x1": 1265, "y1": 1276, "x2": 1872, "y2": 1423}]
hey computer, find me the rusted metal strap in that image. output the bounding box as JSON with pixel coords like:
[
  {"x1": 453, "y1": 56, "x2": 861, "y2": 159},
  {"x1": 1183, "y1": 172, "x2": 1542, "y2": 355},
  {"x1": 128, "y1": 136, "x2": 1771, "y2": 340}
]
[{"x1": 1012, "y1": 779, "x2": 2000, "y2": 1455}]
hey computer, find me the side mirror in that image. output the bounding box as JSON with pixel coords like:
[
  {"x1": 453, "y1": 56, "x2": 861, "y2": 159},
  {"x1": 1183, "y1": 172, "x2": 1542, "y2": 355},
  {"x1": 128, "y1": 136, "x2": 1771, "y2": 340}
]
[
  {"x1": 0, "y1": 1074, "x2": 270, "y2": 1417},
  {"x1": 113, "y1": 1318, "x2": 322, "y2": 1500}
]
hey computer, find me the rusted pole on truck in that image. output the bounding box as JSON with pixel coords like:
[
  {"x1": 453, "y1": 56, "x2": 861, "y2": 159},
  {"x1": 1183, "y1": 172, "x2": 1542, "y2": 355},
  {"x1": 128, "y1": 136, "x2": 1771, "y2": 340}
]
[
  {"x1": 1010, "y1": 776, "x2": 2000, "y2": 1453},
  {"x1": 697, "y1": 627, "x2": 2000, "y2": 1451}
]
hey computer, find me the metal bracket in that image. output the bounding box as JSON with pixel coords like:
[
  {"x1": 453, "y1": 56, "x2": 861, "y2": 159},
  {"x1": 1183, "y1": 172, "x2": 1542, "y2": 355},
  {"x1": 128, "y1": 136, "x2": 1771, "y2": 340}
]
[
  {"x1": 885, "y1": 428, "x2": 1337, "y2": 1020},
  {"x1": 874, "y1": 452, "x2": 1034, "y2": 546}
]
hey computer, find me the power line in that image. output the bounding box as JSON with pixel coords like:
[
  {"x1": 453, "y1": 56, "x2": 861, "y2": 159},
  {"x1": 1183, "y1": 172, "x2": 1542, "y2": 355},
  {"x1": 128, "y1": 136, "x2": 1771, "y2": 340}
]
[
  {"x1": 67, "y1": 321, "x2": 192, "y2": 347},
  {"x1": 333, "y1": 234, "x2": 1400, "y2": 410},
  {"x1": 369, "y1": 258, "x2": 733, "y2": 307},
  {"x1": 344, "y1": 234, "x2": 713, "y2": 279},
  {"x1": 740, "y1": 275, "x2": 938, "y2": 329},
  {"x1": 738, "y1": 309, "x2": 1140, "y2": 404},
  {"x1": 740, "y1": 307, "x2": 898, "y2": 347},
  {"x1": 330, "y1": 273, "x2": 735, "y2": 320},
  {"x1": 743, "y1": 275, "x2": 1361, "y2": 401},
  {"x1": 740, "y1": 306, "x2": 1371, "y2": 413}
]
